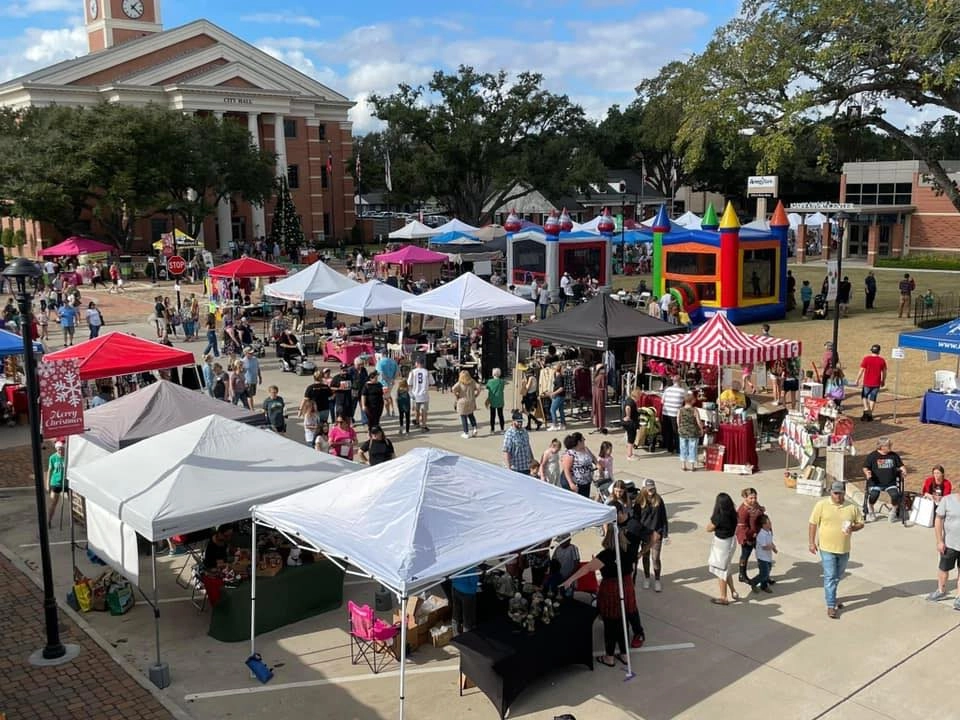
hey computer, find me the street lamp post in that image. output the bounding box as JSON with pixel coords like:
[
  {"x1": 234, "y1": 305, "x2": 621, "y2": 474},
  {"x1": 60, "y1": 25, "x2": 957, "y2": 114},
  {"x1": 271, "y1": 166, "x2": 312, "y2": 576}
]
[
  {"x1": 2, "y1": 258, "x2": 80, "y2": 667},
  {"x1": 831, "y1": 211, "x2": 850, "y2": 368}
]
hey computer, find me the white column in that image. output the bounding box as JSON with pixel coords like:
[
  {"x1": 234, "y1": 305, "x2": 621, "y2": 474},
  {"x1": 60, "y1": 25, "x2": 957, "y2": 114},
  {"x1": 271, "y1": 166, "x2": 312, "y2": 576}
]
[
  {"x1": 214, "y1": 111, "x2": 233, "y2": 257},
  {"x1": 273, "y1": 113, "x2": 288, "y2": 178},
  {"x1": 248, "y1": 112, "x2": 266, "y2": 239}
]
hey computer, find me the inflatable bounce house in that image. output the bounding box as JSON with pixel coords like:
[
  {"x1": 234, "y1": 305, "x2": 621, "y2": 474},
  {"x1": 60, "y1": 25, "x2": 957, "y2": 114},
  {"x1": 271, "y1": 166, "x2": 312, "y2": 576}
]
[
  {"x1": 505, "y1": 208, "x2": 614, "y2": 300},
  {"x1": 647, "y1": 200, "x2": 790, "y2": 325}
]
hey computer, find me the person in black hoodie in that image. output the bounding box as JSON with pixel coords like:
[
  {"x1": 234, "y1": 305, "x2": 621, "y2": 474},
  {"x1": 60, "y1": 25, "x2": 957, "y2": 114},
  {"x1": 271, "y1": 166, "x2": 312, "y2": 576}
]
[{"x1": 631, "y1": 479, "x2": 669, "y2": 593}]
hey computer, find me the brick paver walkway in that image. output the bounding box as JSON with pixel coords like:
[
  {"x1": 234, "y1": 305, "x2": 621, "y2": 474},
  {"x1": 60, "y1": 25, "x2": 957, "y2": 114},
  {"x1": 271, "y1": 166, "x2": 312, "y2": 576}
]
[{"x1": 0, "y1": 551, "x2": 177, "y2": 720}]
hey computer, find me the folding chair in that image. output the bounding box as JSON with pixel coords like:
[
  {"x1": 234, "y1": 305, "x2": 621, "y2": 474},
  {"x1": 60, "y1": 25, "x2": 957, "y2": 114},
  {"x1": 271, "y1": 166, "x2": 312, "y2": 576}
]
[{"x1": 347, "y1": 601, "x2": 400, "y2": 674}]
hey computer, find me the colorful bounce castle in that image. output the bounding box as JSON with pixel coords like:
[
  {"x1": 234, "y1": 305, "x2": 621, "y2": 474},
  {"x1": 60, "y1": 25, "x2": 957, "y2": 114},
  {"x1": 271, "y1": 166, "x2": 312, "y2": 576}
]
[{"x1": 646, "y1": 200, "x2": 790, "y2": 325}]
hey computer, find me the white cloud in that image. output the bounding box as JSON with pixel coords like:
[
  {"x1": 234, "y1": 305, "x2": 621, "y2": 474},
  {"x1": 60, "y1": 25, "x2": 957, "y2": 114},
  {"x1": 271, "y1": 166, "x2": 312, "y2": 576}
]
[
  {"x1": 0, "y1": 21, "x2": 87, "y2": 82},
  {"x1": 239, "y1": 12, "x2": 323, "y2": 28},
  {"x1": 0, "y1": 0, "x2": 75, "y2": 19},
  {"x1": 254, "y1": 8, "x2": 711, "y2": 134}
]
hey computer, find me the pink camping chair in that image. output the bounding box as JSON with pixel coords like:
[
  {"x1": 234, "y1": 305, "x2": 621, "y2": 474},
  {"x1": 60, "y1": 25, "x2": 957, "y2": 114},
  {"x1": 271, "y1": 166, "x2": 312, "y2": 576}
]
[{"x1": 347, "y1": 600, "x2": 400, "y2": 674}]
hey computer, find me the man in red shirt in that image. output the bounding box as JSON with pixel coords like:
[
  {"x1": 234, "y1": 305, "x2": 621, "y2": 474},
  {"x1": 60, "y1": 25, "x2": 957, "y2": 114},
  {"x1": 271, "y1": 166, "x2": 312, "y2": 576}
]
[{"x1": 855, "y1": 344, "x2": 887, "y2": 421}]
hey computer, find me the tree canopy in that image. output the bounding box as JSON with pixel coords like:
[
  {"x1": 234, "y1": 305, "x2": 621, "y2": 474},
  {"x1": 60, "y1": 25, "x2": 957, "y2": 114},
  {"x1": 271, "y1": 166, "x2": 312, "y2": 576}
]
[
  {"x1": 369, "y1": 65, "x2": 605, "y2": 223},
  {"x1": 0, "y1": 104, "x2": 275, "y2": 249},
  {"x1": 670, "y1": 0, "x2": 960, "y2": 210}
]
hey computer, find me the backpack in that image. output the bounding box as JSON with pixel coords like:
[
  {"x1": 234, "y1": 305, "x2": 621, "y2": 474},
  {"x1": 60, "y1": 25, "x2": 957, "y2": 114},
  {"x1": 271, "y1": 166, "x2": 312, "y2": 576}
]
[{"x1": 213, "y1": 376, "x2": 226, "y2": 399}]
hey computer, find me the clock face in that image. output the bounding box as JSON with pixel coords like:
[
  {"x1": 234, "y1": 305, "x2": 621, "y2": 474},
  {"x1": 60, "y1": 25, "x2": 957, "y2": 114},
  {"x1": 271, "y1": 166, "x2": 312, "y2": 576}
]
[
  {"x1": 121, "y1": 0, "x2": 144, "y2": 18},
  {"x1": 88, "y1": 0, "x2": 98, "y2": 19}
]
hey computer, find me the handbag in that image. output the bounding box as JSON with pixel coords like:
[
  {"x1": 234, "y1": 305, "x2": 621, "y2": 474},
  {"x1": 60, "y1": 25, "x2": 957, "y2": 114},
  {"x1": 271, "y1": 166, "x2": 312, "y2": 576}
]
[{"x1": 245, "y1": 653, "x2": 274, "y2": 684}]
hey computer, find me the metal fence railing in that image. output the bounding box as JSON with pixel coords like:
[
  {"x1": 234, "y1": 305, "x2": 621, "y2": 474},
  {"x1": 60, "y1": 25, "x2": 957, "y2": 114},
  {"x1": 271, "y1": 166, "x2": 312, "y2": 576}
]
[{"x1": 914, "y1": 291, "x2": 960, "y2": 327}]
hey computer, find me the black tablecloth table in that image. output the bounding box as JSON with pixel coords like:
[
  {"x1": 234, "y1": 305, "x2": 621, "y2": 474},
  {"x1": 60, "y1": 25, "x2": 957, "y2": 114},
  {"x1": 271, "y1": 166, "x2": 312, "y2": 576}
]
[
  {"x1": 208, "y1": 558, "x2": 344, "y2": 642},
  {"x1": 450, "y1": 599, "x2": 597, "y2": 719},
  {"x1": 717, "y1": 422, "x2": 759, "y2": 471}
]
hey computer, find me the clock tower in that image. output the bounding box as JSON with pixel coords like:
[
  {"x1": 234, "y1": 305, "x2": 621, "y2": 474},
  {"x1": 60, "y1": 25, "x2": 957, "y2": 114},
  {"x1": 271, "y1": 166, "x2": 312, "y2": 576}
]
[{"x1": 86, "y1": 0, "x2": 163, "y2": 53}]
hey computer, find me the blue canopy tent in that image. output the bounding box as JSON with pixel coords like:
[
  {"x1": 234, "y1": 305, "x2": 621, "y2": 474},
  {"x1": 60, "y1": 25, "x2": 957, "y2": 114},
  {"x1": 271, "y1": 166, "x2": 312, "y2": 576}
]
[
  {"x1": 428, "y1": 230, "x2": 482, "y2": 246},
  {"x1": 0, "y1": 328, "x2": 43, "y2": 357},
  {"x1": 896, "y1": 317, "x2": 960, "y2": 422},
  {"x1": 897, "y1": 317, "x2": 960, "y2": 354},
  {"x1": 611, "y1": 230, "x2": 652, "y2": 245}
]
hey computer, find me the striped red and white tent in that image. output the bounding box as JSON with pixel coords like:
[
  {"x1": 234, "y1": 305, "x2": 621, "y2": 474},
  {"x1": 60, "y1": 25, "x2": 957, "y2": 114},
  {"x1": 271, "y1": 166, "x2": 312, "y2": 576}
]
[{"x1": 636, "y1": 313, "x2": 801, "y2": 366}]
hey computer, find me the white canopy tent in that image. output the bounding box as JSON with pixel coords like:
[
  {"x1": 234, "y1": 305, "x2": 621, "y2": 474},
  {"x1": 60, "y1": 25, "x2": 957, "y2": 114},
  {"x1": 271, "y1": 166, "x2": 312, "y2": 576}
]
[
  {"x1": 312, "y1": 279, "x2": 414, "y2": 316},
  {"x1": 67, "y1": 415, "x2": 356, "y2": 686},
  {"x1": 250, "y1": 447, "x2": 626, "y2": 719},
  {"x1": 401, "y1": 271, "x2": 534, "y2": 322},
  {"x1": 804, "y1": 211, "x2": 828, "y2": 226},
  {"x1": 388, "y1": 220, "x2": 440, "y2": 240},
  {"x1": 571, "y1": 216, "x2": 602, "y2": 233},
  {"x1": 433, "y1": 218, "x2": 481, "y2": 235},
  {"x1": 787, "y1": 212, "x2": 803, "y2": 230},
  {"x1": 674, "y1": 210, "x2": 703, "y2": 229},
  {"x1": 264, "y1": 260, "x2": 358, "y2": 302}
]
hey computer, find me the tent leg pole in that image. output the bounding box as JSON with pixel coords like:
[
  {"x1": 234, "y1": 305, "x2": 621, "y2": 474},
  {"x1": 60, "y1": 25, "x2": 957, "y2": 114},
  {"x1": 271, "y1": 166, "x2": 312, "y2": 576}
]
[
  {"x1": 147, "y1": 543, "x2": 169, "y2": 688},
  {"x1": 66, "y1": 444, "x2": 76, "y2": 576},
  {"x1": 614, "y1": 535, "x2": 634, "y2": 680},
  {"x1": 250, "y1": 518, "x2": 258, "y2": 661},
  {"x1": 399, "y1": 595, "x2": 408, "y2": 720}
]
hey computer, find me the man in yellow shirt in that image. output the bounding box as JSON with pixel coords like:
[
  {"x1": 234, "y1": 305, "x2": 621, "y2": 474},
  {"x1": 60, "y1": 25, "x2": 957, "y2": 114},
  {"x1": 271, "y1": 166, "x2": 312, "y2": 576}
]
[{"x1": 809, "y1": 481, "x2": 865, "y2": 618}]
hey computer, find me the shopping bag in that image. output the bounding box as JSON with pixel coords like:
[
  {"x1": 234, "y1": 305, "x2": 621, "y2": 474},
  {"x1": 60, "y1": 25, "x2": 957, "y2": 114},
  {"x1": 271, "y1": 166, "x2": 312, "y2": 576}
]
[
  {"x1": 107, "y1": 580, "x2": 135, "y2": 615},
  {"x1": 909, "y1": 496, "x2": 935, "y2": 528},
  {"x1": 245, "y1": 653, "x2": 274, "y2": 684},
  {"x1": 74, "y1": 579, "x2": 92, "y2": 613}
]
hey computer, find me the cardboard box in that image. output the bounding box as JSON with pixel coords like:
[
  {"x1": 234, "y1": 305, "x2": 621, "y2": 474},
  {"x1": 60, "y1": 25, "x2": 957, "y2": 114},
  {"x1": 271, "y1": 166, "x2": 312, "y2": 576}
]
[
  {"x1": 422, "y1": 594, "x2": 451, "y2": 626},
  {"x1": 430, "y1": 624, "x2": 453, "y2": 648}
]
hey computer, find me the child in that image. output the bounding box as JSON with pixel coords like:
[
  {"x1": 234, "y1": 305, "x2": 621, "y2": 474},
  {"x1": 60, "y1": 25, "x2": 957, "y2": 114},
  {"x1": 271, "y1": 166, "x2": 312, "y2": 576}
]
[
  {"x1": 314, "y1": 421, "x2": 330, "y2": 453},
  {"x1": 800, "y1": 280, "x2": 813, "y2": 316},
  {"x1": 262, "y1": 386, "x2": 286, "y2": 433},
  {"x1": 597, "y1": 441, "x2": 614, "y2": 483},
  {"x1": 302, "y1": 399, "x2": 319, "y2": 447},
  {"x1": 396, "y1": 378, "x2": 411, "y2": 435},
  {"x1": 752, "y1": 514, "x2": 777, "y2": 593},
  {"x1": 529, "y1": 459, "x2": 540, "y2": 478}
]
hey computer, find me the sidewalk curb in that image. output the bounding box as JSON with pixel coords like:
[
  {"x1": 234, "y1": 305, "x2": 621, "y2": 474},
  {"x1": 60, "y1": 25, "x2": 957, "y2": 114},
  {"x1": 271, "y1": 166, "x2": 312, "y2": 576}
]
[{"x1": 0, "y1": 541, "x2": 194, "y2": 720}]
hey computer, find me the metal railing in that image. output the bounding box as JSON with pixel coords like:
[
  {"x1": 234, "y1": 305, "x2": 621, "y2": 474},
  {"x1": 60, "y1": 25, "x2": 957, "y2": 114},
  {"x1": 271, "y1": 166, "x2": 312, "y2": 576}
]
[{"x1": 914, "y1": 292, "x2": 960, "y2": 327}]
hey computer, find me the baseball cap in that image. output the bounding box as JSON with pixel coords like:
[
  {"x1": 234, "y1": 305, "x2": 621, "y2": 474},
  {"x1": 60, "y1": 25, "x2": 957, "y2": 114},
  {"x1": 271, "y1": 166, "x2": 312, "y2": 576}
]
[
  {"x1": 243, "y1": 346, "x2": 253, "y2": 354},
  {"x1": 55, "y1": 441, "x2": 65, "y2": 449},
  {"x1": 870, "y1": 344, "x2": 881, "y2": 354},
  {"x1": 340, "y1": 363, "x2": 350, "y2": 370},
  {"x1": 643, "y1": 478, "x2": 656, "y2": 489},
  {"x1": 830, "y1": 481, "x2": 845, "y2": 494},
  {"x1": 511, "y1": 410, "x2": 524, "y2": 422}
]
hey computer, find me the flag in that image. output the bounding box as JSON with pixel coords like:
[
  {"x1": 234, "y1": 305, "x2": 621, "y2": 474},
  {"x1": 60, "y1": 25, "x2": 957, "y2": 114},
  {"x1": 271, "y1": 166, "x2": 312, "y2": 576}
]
[
  {"x1": 326, "y1": 152, "x2": 333, "y2": 178},
  {"x1": 384, "y1": 149, "x2": 392, "y2": 192},
  {"x1": 355, "y1": 152, "x2": 361, "y2": 184}
]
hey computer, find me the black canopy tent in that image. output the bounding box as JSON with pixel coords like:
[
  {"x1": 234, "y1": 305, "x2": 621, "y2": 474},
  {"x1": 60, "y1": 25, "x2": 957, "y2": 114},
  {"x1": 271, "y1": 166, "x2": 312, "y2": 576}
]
[{"x1": 517, "y1": 292, "x2": 682, "y2": 350}]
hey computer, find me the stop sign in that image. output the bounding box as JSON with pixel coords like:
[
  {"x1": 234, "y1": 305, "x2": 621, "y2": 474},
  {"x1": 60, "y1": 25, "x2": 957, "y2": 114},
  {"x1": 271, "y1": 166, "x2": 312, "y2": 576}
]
[{"x1": 167, "y1": 255, "x2": 187, "y2": 276}]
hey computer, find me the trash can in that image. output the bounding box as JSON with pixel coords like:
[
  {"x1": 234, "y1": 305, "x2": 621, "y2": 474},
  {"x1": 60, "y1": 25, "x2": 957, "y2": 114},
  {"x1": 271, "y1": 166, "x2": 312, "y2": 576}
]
[{"x1": 119, "y1": 255, "x2": 133, "y2": 279}]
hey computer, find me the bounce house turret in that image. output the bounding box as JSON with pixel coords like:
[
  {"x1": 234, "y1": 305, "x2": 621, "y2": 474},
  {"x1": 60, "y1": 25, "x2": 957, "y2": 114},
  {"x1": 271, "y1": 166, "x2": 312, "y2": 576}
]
[
  {"x1": 700, "y1": 203, "x2": 719, "y2": 231},
  {"x1": 769, "y1": 200, "x2": 790, "y2": 308},
  {"x1": 650, "y1": 203, "x2": 670, "y2": 298},
  {"x1": 718, "y1": 202, "x2": 741, "y2": 309}
]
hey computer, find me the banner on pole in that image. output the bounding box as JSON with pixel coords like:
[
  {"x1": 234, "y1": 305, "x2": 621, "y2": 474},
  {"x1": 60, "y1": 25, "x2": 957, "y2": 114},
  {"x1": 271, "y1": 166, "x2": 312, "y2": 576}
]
[
  {"x1": 38, "y1": 359, "x2": 85, "y2": 437},
  {"x1": 825, "y1": 260, "x2": 838, "y2": 302}
]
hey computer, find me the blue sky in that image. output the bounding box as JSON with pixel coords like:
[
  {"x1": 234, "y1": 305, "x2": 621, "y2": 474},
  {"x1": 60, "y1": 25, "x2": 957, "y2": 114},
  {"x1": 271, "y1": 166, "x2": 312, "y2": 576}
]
[{"x1": 0, "y1": 0, "x2": 743, "y2": 133}]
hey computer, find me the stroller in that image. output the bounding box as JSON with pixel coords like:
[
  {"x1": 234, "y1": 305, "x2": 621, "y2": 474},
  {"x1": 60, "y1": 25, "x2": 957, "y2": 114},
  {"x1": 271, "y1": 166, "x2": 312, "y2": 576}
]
[
  {"x1": 811, "y1": 294, "x2": 829, "y2": 319},
  {"x1": 635, "y1": 406, "x2": 661, "y2": 452}
]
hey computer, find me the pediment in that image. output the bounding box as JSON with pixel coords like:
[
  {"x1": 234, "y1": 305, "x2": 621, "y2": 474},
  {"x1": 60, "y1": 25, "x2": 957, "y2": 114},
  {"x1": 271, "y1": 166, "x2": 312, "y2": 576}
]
[{"x1": 0, "y1": 19, "x2": 349, "y2": 104}]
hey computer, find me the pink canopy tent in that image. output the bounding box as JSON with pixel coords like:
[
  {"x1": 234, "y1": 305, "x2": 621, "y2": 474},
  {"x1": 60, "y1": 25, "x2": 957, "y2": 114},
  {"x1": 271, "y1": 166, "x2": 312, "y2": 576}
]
[
  {"x1": 637, "y1": 313, "x2": 801, "y2": 366},
  {"x1": 39, "y1": 237, "x2": 117, "y2": 257},
  {"x1": 373, "y1": 245, "x2": 448, "y2": 266},
  {"x1": 208, "y1": 257, "x2": 287, "y2": 279}
]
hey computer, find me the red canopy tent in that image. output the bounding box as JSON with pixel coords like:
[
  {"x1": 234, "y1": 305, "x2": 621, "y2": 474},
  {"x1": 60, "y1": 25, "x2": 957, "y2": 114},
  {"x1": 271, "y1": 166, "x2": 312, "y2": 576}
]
[
  {"x1": 637, "y1": 313, "x2": 801, "y2": 366},
  {"x1": 208, "y1": 257, "x2": 287, "y2": 279},
  {"x1": 373, "y1": 245, "x2": 448, "y2": 266},
  {"x1": 43, "y1": 332, "x2": 196, "y2": 381},
  {"x1": 39, "y1": 237, "x2": 117, "y2": 257}
]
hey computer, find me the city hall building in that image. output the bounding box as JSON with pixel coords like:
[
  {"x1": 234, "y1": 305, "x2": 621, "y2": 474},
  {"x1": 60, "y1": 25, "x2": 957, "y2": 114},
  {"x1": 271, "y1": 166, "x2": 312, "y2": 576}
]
[{"x1": 0, "y1": 0, "x2": 356, "y2": 256}]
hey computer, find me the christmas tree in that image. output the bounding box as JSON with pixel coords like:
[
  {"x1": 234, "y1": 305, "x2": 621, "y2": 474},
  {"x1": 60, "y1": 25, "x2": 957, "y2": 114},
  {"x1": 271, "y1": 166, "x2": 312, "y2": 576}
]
[{"x1": 269, "y1": 175, "x2": 304, "y2": 257}]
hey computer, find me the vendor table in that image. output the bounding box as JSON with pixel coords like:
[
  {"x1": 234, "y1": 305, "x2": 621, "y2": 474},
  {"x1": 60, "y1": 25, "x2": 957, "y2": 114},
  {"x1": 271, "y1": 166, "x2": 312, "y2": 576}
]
[
  {"x1": 450, "y1": 599, "x2": 596, "y2": 719},
  {"x1": 320, "y1": 339, "x2": 374, "y2": 366},
  {"x1": 919, "y1": 390, "x2": 960, "y2": 428},
  {"x1": 717, "y1": 422, "x2": 759, "y2": 472},
  {"x1": 207, "y1": 558, "x2": 344, "y2": 642}
]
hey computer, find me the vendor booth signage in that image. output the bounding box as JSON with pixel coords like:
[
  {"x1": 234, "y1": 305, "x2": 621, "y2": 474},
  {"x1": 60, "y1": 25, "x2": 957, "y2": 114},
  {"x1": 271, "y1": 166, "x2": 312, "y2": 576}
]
[{"x1": 38, "y1": 358, "x2": 85, "y2": 437}]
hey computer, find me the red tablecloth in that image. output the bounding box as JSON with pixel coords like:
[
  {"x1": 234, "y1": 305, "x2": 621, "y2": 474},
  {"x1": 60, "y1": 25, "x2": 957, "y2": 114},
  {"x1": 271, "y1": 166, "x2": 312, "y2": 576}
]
[
  {"x1": 321, "y1": 340, "x2": 375, "y2": 366},
  {"x1": 717, "y1": 423, "x2": 759, "y2": 472}
]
